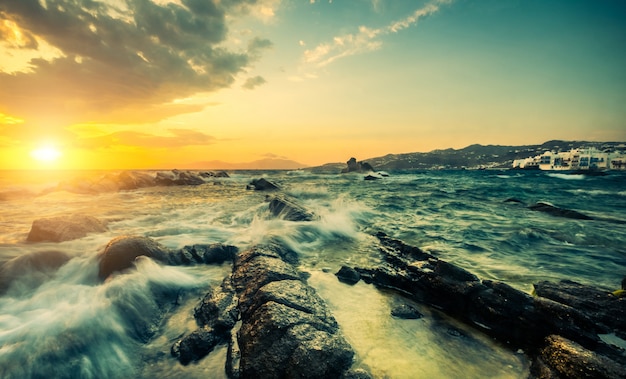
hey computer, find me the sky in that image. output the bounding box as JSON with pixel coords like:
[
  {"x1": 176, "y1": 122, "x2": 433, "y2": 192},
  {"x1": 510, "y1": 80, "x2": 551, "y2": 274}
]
[{"x1": 1, "y1": 0, "x2": 625, "y2": 169}]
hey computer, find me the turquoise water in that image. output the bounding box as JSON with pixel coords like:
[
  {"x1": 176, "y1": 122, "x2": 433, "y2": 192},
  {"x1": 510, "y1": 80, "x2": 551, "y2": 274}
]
[{"x1": 1, "y1": 169, "x2": 624, "y2": 378}]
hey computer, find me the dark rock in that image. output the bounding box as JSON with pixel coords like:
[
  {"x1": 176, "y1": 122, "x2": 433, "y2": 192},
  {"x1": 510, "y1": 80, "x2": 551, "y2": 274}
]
[
  {"x1": 116, "y1": 171, "x2": 155, "y2": 190},
  {"x1": 528, "y1": 202, "x2": 593, "y2": 220},
  {"x1": 98, "y1": 236, "x2": 170, "y2": 280},
  {"x1": 266, "y1": 194, "x2": 315, "y2": 221},
  {"x1": 194, "y1": 277, "x2": 239, "y2": 334},
  {"x1": 168, "y1": 243, "x2": 238, "y2": 265},
  {"x1": 335, "y1": 265, "x2": 361, "y2": 285},
  {"x1": 530, "y1": 335, "x2": 626, "y2": 379},
  {"x1": 364, "y1": 174, "x2": 381, "y2": 180},
  {"x1": 213, "y1": 171, "x2": 230, "y2": 178},
  {"x1": 391, "y1": 304, "x2": 423, "y2": 319},
  {"x1": 27, "y1": 214, "x2": 107, "y2": 242},
  {"x1": 0, "y1": 250, "x2": 71, "y2": 293},
  {"x1": 504, "y1": 198, "x2": 525, "y2": 204},
  {"x1": 246, "y1": 178, "x2": 279, "y2": 191},
  {"x1": 232, "y1": 244, "x2": 355, "y2": 378},
  {"x1": 342, "y1": 368, "x2": 374, "y2": 379},
  {"x1": 341, "y1": 157, "x2": 376, "y2": 173},
  {"x1": 171, "y1": 326, "x2": 220, "y2": 365},
  {"x1": 533, "y1": 280, "x2": 626, "y2": 337},
  {"x1": 155, "y1": 170, "x2": 205, "y2": 186}
]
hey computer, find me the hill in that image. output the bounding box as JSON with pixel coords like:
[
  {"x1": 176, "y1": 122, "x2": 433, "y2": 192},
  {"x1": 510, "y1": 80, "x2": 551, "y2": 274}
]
[{"x1": 313, "y1": 140, "x2": 626, "y2": 172}]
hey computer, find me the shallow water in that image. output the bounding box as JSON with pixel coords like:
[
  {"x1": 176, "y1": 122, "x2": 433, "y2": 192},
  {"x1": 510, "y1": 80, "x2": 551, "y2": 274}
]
[{"x1": 1, "y1": 169, "x2": 625, "y2": 378}]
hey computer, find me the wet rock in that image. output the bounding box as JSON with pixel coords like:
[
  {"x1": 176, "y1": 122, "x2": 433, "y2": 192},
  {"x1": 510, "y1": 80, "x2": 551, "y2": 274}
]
[
  {"x1": 364, "y1": 174, "x2": 382, "y2": 180},
  {"x1": 341, "y1": 158, "x2": 375, "y2": 173},
  {"x1": 335, "y1": 265, "x2": 361, "y2": 285},
  {"x1": 528, "y1": 202, "x2": 593, "y2": 220},
  {"x1": 194, "y1": 277, "x2": 239, "y2": 334},
  {"x1": 98, "y1": 236, "x2": 170, "y2": 279},
  {"x1": 171, "y1": 326, "x2": 220, "y2": 365},
  {"x1": 232, "y1": 244, "x2": 355, "y2": 378},
  {"x1": 504, "y1": 197, "x2": 525, "y2": 204},
  {"x1": 155, "y1": 170, "x2": 205, "y2": 186},
  {"x1": 0, "y1": 250, "x2": 71, "y2": 293},
  {"x1": 246, "y1": 178, "x2": 279, "y2": 191},
  {"x1": 349, "y1": 233, "x2": 626, "y2": 374},
  {"x1": 391, "y1": 304, "x2": 423, "y2": 319},
  {"x1": 168, "y1": 243, "x2": 238, "y2": 265},
  {"x1": 27, "y1": 214, "x2": 108, "y2": 242},
  {"x1": 534, "y1": 280, "x2": 626, "y2": 338},
  {"x1": 529, "y1": 335, "x2": 626, "y2": 379},
  {"x1": 266, "y1": 194, "x2": 315, "y2": 221},
  {"x1": 115, "y1": 171, "x2": 155, "y2": 190},
  {"x1": 342, "y1": 368, "x2": 374, "y2": 379}
]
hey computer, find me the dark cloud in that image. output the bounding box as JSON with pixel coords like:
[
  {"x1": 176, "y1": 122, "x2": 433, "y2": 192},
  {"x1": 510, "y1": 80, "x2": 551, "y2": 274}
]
[
  {"x1": 75, "y1": 128, "x2": 217, "y2": 149},
  {"x1": 242, "y1": 75, "x2": 266, "y2": 90},
  {"x1": 0, "y1": 0, "x2": 271, "y2": 124}
]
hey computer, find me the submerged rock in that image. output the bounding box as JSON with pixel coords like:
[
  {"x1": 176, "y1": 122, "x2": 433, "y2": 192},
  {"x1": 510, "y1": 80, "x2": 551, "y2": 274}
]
[
  {"x1": 528, "y1": 202, "x2": 593, "y2": 220},
  {"x1": 27, "y1": 214, "x2": 108, "y2": 242},
  {"x1": 266, "y1": 194, "x2": 315, "y2": 221},
  {"x1": 391, "y1": 304, "x2": 423, "y2": 319},
  {"x1": 0, "y1": 250, "x2": 71, "y2": 294}
]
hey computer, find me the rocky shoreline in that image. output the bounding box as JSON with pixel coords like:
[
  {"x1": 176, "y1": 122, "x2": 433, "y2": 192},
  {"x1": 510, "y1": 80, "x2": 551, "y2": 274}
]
[{"x1": 7, "y1": 173, "x2": 625, "y2": 378}]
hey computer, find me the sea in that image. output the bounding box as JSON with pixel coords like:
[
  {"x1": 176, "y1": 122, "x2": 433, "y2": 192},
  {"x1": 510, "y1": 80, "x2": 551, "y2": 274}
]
[{"x1": 1, "y1": 168, "x2": 625, "y2": 378}]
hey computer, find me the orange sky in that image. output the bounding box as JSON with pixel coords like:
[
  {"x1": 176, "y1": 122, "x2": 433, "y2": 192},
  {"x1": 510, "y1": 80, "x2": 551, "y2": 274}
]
[{"x1": 1, "y1": 0, "x2": 625, "y2": 170}]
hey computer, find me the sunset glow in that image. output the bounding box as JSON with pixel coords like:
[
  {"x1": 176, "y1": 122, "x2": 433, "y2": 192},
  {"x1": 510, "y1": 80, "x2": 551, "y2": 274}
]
[
  {"x1": 0, "y1": 0, "x2": 624, "y2": 170},
  {"x1": 30, "y1": 146, "x2": 62, "y2": 163}
]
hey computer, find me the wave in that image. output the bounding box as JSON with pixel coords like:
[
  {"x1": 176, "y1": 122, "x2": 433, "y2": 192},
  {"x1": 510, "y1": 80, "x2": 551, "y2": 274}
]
[{"x1": 546, "y1": 173, "x2": 586, "y2": 180}]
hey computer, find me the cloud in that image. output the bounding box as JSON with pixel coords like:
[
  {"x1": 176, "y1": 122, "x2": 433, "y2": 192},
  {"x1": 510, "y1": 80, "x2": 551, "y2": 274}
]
[
  {"x1": 75, "y1": 128, "x2": 217, "y2": 149},
  {"x1": 303, "y1": 0, "x2": 447, "y2": 67},
  {"x1": 261, "y1": 152, "x2": 288, "y2": 159},
  {"x1": 242, "y1": 75, "x2": 267, "y2": 90},
  {"x1": 0, "y1": 0, "x2": 273, "y2": 126}
]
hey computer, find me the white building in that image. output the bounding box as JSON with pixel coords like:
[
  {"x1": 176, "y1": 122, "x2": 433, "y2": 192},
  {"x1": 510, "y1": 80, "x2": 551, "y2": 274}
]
[{"x1": 513, "y1": 148, "x2": 626, "y2": 171}]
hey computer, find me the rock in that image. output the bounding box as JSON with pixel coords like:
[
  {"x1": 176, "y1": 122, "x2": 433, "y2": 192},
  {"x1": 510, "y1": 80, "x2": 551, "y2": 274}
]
[
  {"x1": 364, "y1": 174, "x2": 382, "y2": 180},
  {"x1": 232, "y1": 244, "x2": 355, "y2": 378},
  {"x1": 341, "y1": 158, "x2": 376, "y2": 173},
  {"x1": 335, "y1": 265, "x2": 361, "y2": 285},
  {"x1": 504, "y1": 198, "x2": 525, "y2": 204},
  {"x1": 155, "y1": 170, "x2": 205, "y2": 186},
  {"x1": 528, "y1": 202, "x2": 593, "y2": 220},
  {"x1": 27, "y1": 214, "x2": 108, "y2": 242},
  {"x1": 266, "y1": 194, "x2": 315, "y2": 221},
  {"x1": 342, "y1": 368, "x2": 374, "y2": 379},
  {"x1": 246, "y1": 178, "x2": 279, "y2": 191},
  {"x1": 194, "y1": 277, "x2": 239, "y2": 334},
  {"x1": 533, "y1": 280, "x2": 626, "y2": 338},
  {"x1": 391, "y1": 304, "x2": 423, "y2": 319},
  {"x1": 98, "y1": 236, "x2": 170, "y2": 279},
  {"x1": 530, "y1": 335, "x2": 626, "y2": 379},
  {"x1": 0, "y1": 250, "x2": 71, "y2": 293},
  {"x1": 171, "y1": 326, "x2": 220, "y2": 365},
  {"x1": 115, "y1": 171, "x2": 155, "y2": 190},
  {"x1": 168, "y1": 243, "x2": 238, "y2": 265}
]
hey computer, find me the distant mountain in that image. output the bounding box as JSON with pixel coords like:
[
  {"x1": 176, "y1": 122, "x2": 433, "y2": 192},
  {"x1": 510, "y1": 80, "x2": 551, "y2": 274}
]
[
  {"x1": 313, "y1": 140, "x2": 626, "y2": 172},
  {"x1": 185, "y1": 158, "x2": 307, "y2": 170}
]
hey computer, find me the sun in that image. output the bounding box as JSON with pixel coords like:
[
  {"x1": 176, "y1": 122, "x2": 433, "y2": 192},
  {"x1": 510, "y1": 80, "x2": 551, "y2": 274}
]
[{"x1": 30, "y1": 146, "x2": 62, "y2": 163}]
